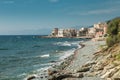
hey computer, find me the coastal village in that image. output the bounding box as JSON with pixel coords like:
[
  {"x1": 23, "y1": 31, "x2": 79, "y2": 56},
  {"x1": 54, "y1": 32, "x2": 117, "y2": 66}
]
[{"x1": 50, "y1": 22, "x2": 107, "y2": 41}]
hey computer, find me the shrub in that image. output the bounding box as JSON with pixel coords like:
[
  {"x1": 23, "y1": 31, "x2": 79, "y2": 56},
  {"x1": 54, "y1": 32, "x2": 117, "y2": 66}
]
[
  {"x1": 106, "y1": 17, "x2": 120, "y2": 47},
  {"x1": 116, "y1": 52, "x2": 120, "y2": 60},
  {"x1": 106, "y1": 36, "x2": 116, "y2": 47},
  {"x1": 117, "y1": 33, "x2": 120, "y2": 42}
]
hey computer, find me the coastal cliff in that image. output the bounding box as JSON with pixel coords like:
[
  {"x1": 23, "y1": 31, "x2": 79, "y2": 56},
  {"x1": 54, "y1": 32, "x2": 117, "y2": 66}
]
[
  {"x1": 92, "y1": 43, "x2": 120, "y2": 80},
  {"x1": 48, "y1": 41, "x2": 120, "y2": 80}
]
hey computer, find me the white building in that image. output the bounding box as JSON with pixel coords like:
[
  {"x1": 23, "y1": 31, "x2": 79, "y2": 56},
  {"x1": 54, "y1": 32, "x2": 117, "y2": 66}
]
[
  {"x1": 94, "y1": 22, "x2": 107, "y2": 29},
  {"x1": 57, "y1": 29, "x2": 64, "y2": 37},
  {"x1": 88, "y1": 28, "x2": 96, "y2": 37},
  {"x1": 77, "y1": 27, "x2": 88, "y2": 37},
  {"x1": 51, "y1": 28, "x2": 58, "y2": 36}
]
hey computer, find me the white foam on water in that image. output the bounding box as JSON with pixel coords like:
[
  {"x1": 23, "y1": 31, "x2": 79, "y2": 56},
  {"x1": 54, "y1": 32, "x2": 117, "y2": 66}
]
[
  {"x1": 24, "y1": 66, "x2": 51, "y2": 80},
  {"x1": 18, "y1": 73, "x2": 27, "y2": 77},
  {"x1": 36, "y1": 54, "x2": 50, "y2": 58},
  {"x1": 78, "y1": 44, "x2": 82, "y2": 48},
  {"x1": 59, "y1": 48, "x2": 75, "y2": 60},
  {"x1": 39, "y1": 63, "x2": 55, "y2": 66},
  {"x1": 54, "y1": 41, "x2": 83, "y2": 60},
  {"x1": 54, "y1": 41, "x2": 83, "y2": 47},
  {"x1": 54, "y1": 41, "x2": 72, "y2": 46},
  {"x1": 24, "y1": 74, "x2": 37, "y2": 80},
  {"x1": 58, "y1": 41, "x2": 84, "y2": 60},
  {"x1": 34, "y1": 66, "x2": 51, "y2": 73},
  {"x1": 24, "y1": 40, "x2": 84, "y2": 80},
  {"x1": 40, "y1": 54, "x2": 50, "y2": 58}
]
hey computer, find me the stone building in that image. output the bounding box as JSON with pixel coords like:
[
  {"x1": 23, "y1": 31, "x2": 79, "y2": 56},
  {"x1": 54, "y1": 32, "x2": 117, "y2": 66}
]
[
  {"x1": 58, "y1": 28, "x2": 77, "y2": 37},
  {"x1": 68, "y1": 28, "x2": 77, "y2": 37},
  {"x1": 77, "y1": 28, "x2": 88, "y2": 37},
  {"x1": 87, "y1": 28, "x2": 96, "y2": 37},
  {"x1": 51, "y1": 28, "x2": 58, "y2": 37},
  {"x1": 94, "y1": 22, "x2": 106, "y2": 29},
  {"x1": 94, "y1": 22, "x2": 107, "y2": 37}
]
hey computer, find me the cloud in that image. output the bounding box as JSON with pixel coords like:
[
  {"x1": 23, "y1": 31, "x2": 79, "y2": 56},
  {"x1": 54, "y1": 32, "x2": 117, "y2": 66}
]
[
  {"x1": 3, "y1": 0, "x2": 15, "y2": 4},
  {"x1": 69, "y1": 8, "x2": 118, "y2": 16},
  {"x1": 49, "y1": 0, "x2": 59, "y2": 3}
]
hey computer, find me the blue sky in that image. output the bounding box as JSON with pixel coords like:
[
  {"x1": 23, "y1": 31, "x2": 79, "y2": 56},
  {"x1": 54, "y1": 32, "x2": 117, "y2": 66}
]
[{"x1": 0, "y1": 0, "x2": 120, "y2": 35}]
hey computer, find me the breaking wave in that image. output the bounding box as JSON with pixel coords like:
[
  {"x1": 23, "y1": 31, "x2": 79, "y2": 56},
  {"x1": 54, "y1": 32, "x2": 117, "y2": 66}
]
[
  {"x1": 59, "y1": 48, "x2": 76, "y2": 60},
  {"x1": 40, "y1": 54, "x2": 50, "y2": 58},
  {"x1": 54, "y1": 41, "x2": 80, "y2": 47}
]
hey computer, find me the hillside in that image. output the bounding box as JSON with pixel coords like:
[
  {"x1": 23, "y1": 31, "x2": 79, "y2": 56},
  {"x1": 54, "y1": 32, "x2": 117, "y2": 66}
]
[
  {"x1": 90, "y1": 17, "x2": 120, "y2": 79},
  {"x1": 91, "y1": 43, "x2": 120, "y2": 79}
]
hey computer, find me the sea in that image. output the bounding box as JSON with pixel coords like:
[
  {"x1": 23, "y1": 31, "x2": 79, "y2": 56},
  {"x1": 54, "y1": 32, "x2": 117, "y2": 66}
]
[{"x1": 0, "y1": 35, "x2": 85, "y2": 80}]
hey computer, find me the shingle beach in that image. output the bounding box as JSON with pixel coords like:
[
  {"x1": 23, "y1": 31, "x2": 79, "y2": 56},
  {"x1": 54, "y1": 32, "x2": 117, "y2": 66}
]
[{"x1": 48, "y1": 40, "x2": 105, "y2": 80}]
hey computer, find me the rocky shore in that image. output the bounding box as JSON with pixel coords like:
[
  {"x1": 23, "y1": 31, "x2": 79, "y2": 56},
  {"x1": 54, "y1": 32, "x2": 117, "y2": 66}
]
[
  {"x1": 27, "y1": 40, "x2": 120, "y2": 80},
  {"x1": 47, "y1": 40, "x2": 106, "y2": 80}
]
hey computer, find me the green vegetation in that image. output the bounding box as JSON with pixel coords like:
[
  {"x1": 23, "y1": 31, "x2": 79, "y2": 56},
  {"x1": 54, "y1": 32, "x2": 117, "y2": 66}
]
[
  {"x1": 116, "y1": 52, "x2": 120, "y2": 60},
  {"x1": 99, "y1": 44, "x2": 108, "y2": 51},
  {"x1": 106, "y1": 17, "x2": 120, "y2": 47}
]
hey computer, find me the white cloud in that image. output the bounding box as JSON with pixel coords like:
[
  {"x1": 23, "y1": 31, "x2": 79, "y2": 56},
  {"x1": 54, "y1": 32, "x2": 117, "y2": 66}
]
[
  {"x1": 69, "y1": 8, "x2": 118, "y2": 16},
  {"x1": 86, "y1": 9, "x2": 117, "y2": 15},
  {"x1": 49, "y1": 0, "x2": 59, "y2": 3}
]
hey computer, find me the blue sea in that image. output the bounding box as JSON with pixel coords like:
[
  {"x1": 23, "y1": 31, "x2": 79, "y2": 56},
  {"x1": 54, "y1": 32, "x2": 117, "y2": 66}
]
[{"x1": 0, "y1": 35, "x2": 84, "y2": 80}]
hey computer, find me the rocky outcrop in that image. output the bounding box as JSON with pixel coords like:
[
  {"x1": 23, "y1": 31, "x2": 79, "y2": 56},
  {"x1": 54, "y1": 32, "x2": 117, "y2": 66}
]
[
  {"x1": 48, "y1": 42, "x2": 120, "y2": 80},
  {"x1": 89, "y1": 44, "x2": 120, "y2": 80},
  {"x1": 76, "y1": 66, "x2": 90, "y2": 72},
  {"x1": 48, "y1": 72, "x2": 84, "y2": 80},
  {"x1": 27, "y1": 76, "x2": 36, "y2": 80}
]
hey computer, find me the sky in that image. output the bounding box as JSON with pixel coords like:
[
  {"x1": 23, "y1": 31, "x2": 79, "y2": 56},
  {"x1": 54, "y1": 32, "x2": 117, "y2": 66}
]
[{"x1": 0, "y1": 0, "x2": 120, "y2": 35}]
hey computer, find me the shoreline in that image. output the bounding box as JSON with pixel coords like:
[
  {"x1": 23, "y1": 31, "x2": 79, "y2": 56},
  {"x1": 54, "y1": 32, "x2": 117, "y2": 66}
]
[
  {"x1": 40, "y1": 35, "x2": 92, "y2": 39},
  {"x1": 47, "y1": 41, "x2": 86, "y2": 80},
  {"x1": 26, "y1": 40, "x2": 84, "y2": 80},
  {"x1": 48, "y1": 40, "x2": 105, "y2": 80},
  {"x1": 48, "y1": 41, "x2": 85, "y2": 73},
  {"x1": 26, "y1": 40, "x2": 105, "y2": 80}
]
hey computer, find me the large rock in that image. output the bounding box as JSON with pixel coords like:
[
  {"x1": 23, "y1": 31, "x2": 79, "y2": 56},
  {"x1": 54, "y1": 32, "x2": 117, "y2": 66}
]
[
  {"x1": 82, "y1": 62, "x2": 96, "y2": 68},
  {"x1": 27, "y1": 76, "x2": 36, "y2": 80},
  {"x1": 48, "y1": 68, "x2": 59, "y2": 75},
  {"x1": 71, "y1": 73, "x2": 84, "y2": 78},
  {"x1": 101, "y1": 67, "x2": 119, "y2": 79},
  {"x1": 114, "y1": 78, "x2": 120, "y2": 80},
  {"x1": 94, "y1": 65, "x2": 104, "y2": 71},
  {"x1": 106, "y1": 78, "x2": 112, "y2": 80},
  {"x1": 48, "y1": 73, "x2": 84, "y2": 80},
  {"x1": 48, "y1": 73, "x2": 72, "y2": 80},
  {"x1": 77, "y1": 67, "x2": 90, "y2": 72},
  {"x1": 111, "y1": 69, "x2": 120, "y2": 80},
  {"x1": 84, "y1": 72, "x2": 95, "y2": 77}
]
